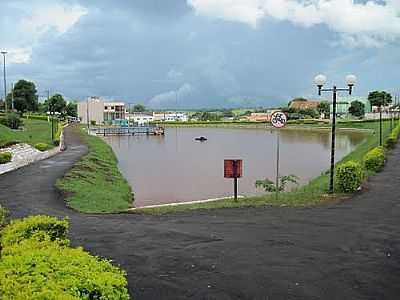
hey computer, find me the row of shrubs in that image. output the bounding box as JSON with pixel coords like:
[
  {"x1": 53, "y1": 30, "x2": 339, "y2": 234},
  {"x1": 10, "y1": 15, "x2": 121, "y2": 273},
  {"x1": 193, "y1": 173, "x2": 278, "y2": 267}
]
[
  {"x1": 0, "y1": 211, "x2": 130, "y2": 299},
  {"x1": 0, "y1": 152, "x2": 12, "y2": 164},
  {"x1": 336, "y1": 123, "x2": 400, "y2": 193}
]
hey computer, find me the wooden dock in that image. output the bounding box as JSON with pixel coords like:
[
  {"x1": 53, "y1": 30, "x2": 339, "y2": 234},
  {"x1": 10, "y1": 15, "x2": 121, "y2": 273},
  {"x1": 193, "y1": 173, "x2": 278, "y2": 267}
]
[{"x1": 91, "y1": 125, "x2": 165, "y2": 136}]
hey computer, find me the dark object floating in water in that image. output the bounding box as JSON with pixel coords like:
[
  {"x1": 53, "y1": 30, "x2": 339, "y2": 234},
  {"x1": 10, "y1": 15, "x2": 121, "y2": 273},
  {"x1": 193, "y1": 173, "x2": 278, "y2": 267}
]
[{"x1": 195, "y1": 136, "x2": 207, "y2": 141}]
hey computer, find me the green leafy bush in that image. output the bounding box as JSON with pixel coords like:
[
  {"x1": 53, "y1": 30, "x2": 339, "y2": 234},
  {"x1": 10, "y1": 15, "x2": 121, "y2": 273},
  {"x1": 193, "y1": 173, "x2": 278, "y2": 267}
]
[
  {"x1": 0, "y1": 206, "x2": 7, "y2": 229},
  {"x1": 336, "y1": 161, "x2": 363, "y2": 193},
  {"x1": 90, "y1": 120, "x2": 96, "y2": 126},
  {"x1": 0, "y1": 140, "x2": 19, "y2": 149},
  {"x1": 0, "y1": 152, "x2": 12, "y2": 164},
  {"x1": 0, "y1": 238, "x2": 130, "y2": 300},
  {"x1": 34, "y1": 142, "x2": 49, "y2": 151},
  {"x1": 364, "y1": 146, "x2": 386, "y2": 172},
  {"x1": 0, "y1": 113, "x2": 23, "y2": 129},
  {"x1": 0, "y1": 215, "x2": 68, "y2": 248},
  {"x1": 385, "y1": 134, "x2": 397, "y2": 149}
]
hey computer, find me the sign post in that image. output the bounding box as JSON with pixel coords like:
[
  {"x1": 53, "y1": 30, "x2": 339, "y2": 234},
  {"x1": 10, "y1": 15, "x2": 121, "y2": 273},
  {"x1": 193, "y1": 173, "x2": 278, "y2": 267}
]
[
  {"x1": 270, "y1": 111, "x2": 288, "y2": 200},
  {"x1": 224, "y1": 159, "x2": 243, "y2": 201}
]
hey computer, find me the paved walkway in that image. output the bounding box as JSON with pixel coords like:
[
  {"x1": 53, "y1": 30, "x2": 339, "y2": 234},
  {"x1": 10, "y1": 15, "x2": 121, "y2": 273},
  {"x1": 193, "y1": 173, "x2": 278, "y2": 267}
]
[{"x1": 0, "y1": 126, "x2": 399, "y2": 300}]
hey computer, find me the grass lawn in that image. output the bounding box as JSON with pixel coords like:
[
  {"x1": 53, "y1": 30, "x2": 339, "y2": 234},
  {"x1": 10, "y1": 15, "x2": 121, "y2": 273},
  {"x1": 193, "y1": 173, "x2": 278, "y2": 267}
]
[
  {"x1": 56, "y1": 126, "x2": 132, "y2": 213},
  {"x1": 0, "y1": 119, "x2": 54, "y2": 148},
  {"x1": 133, "y1": 119, "x2": 398, "y2": 215}
]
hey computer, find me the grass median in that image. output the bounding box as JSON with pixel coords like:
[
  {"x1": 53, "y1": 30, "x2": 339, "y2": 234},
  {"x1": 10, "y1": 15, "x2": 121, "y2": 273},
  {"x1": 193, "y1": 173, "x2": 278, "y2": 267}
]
[
  {"x1": 133, "y1": 120, "x2": 397, "y2": 215},
  {"x1": 56, "y1": 126, "x2": 133, "y2": 213},
  {"x1": 0, "y1": 119, "x2": 54, "y2": 148}
]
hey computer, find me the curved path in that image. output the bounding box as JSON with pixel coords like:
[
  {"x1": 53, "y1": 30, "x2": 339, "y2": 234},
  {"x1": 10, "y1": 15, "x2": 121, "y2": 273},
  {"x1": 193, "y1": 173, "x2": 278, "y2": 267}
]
[{"x1": 1, "y1": 126, "x2": 400, "y2": 300}]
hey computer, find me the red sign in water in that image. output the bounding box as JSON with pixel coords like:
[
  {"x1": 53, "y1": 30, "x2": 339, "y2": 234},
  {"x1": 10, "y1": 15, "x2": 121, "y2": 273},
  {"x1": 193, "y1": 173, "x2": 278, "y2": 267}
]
[{"x1": 224, "y1": 159, "x2": 243, "y2": 178}]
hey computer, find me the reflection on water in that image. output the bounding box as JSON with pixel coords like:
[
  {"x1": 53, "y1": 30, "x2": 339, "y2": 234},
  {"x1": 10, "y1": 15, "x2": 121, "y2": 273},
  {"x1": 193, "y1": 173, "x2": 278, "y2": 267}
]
[{"x1": 104, "y1": 127, "x2": 367, "y2": 207}]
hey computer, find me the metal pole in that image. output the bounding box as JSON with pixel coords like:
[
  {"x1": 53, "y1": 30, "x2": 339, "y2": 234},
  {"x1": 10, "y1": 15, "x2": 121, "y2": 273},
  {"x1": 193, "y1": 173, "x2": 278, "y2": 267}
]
[
  {"x1": 48, "y1": 90, "x2": 54, "y2": 141},
  {"x1": 233, "y1": 160, "x2": 238, "y2": 201},
  {"x1": 1, "y1": 51, "x2": 7, "y2": 112},
  {"x1": 276, "y1": 131, "x2": 280, "y2": 200},
  {"x1": 379, "y1": 107, "x2": 382, "y2": 146},
  {"x1": 86, "y1": 97, "x2": 89, "y2": 133},
  {"x1": 329, "y1": 86, "x2": 337, "y2": 194},
  {"x1": 11, "y1": 83, "x2": 14, "y2": 111}
]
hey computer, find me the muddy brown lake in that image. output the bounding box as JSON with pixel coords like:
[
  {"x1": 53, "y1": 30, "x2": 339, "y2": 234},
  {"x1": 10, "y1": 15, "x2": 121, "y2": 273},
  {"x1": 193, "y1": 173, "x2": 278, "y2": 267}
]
[{"x1": 104, "y1": 127, "x2": 367, "y2": 207}]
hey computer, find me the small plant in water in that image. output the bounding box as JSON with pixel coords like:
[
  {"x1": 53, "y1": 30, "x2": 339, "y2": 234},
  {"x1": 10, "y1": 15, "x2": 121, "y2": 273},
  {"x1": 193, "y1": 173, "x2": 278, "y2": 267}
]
[{"x1": 255, "y1": 175, "x2": 299, "y2": 192}]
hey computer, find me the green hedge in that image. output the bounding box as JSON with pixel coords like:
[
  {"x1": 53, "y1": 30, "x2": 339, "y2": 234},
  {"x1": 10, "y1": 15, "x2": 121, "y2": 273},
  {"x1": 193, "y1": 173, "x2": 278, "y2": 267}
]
[
  {"x1": 25, "y1": 114, "x2": 49, "y2": 121},
  {"x1": 0, "y1": 152, "x2": 12, "y2": 164},
  {"x1": 34, "y1": 142, "x2": 49, "y2": 151},
  {"x1": 364, "y1": 146, "x2": 386, "y2": 172},
  {"x1": 0, "y1": 215, "x2": 68, "y2": 248},
  {"x1": 336, "y1": 161, "x2": 363, "y2": 193},
  {"x1": 0, "y1": 215, "x2": 130, "y2": 299}
]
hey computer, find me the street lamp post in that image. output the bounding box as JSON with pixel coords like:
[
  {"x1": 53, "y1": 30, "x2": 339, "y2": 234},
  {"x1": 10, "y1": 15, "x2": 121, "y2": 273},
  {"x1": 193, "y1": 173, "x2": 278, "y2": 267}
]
[
  {"x1": 314, "y1": 74, "x2": 357, "y2": 194},
  {"x1": 1, "y1": 51, "x2": 7, "y2": 112}
]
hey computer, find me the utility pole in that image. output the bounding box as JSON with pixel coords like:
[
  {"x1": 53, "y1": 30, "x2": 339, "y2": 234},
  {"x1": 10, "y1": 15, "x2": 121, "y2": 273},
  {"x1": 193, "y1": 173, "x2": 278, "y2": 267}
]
[
  {"x1": 11, "y1": 83, "x2": 14, "y2": 111},
  {"x1": 1, "y1": 51, "x2": 7, "y2": 112}
]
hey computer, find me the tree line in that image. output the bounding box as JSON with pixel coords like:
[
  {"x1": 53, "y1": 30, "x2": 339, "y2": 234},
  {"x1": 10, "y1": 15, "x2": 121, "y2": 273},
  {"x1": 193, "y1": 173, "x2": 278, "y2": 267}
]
[{"x1": 0, "y1": 79, "x2": 77, "y2": 117}]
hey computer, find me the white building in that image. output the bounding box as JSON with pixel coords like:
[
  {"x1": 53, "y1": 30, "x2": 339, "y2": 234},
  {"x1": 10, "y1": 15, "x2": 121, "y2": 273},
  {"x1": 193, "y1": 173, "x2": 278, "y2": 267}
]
[
  {"x1": 153, "y1": 112, "x2": 188, "y2": 122},
  {"x1": 77, "y1": 97, "x2": 128, "y2": 124},
  {"x1": 128, "y1": 113, "x2": 154, "y2": 125}
]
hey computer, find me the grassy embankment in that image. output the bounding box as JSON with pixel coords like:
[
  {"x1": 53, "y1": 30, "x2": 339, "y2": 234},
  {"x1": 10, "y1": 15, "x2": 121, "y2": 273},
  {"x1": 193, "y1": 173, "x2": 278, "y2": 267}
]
[
  {"x1": 133, "y1": 119, "x2": 397, "y2": 214},
  {"x1": 0, "y1": 119, "x2": 54, "y2": 148},
  {"x1": 56, "y1": 126, "x2": 132, "y2": 213}
]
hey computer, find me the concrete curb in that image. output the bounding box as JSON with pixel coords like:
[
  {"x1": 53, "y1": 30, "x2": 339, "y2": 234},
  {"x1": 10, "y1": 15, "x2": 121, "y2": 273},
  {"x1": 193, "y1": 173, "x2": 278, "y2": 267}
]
[{"x1": 129, "y1": 195, "x2": 244, "y2": 211}]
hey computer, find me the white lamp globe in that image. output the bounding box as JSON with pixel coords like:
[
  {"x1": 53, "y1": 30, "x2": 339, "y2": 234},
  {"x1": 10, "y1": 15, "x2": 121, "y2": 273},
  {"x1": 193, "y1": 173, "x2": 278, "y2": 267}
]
[
  {"x1": 346, "y1": 74, "x2": 357, "y2": 86},
  {"x1": 314, "y1": 74, "x2": 327, "y2": 86}
]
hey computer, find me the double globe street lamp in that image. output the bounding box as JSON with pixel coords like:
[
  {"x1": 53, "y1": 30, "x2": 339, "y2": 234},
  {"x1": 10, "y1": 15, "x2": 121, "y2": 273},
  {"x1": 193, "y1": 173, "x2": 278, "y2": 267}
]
[{"x1": 314, "y1": 74, "x2": 357, "y2": 194}]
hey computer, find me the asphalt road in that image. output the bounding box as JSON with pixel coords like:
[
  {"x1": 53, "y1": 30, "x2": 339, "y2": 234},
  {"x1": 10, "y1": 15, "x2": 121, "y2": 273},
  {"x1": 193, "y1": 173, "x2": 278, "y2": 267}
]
[{"x1": 0, "y1": 126, "x2": 399, "y2": 300}]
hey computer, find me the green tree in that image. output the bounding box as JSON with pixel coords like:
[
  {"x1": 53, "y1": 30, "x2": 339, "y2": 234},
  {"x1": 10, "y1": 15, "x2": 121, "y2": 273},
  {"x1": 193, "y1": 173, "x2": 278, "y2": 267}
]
[
  {"x1": 348, "y1": 100, "x2": 365, "y2": 118},
  {"x1": 6, "y1": 80, "x2": 38, "y2": 113},
  {"x1": 368, "y1": 91, "x2": 392, "y2": 108},
  {"x1": 133, "y1": 104, "x2": 146, "y2": 112},
  {"x1": 66, "y1": 101, "x2": 77, "y2": 117},
  {"x1": 317, "y1": 101, "x2": 330, "y2": 117},
  {"x1": 45, "y1": 94, "x2": 67, "y2": 116}
]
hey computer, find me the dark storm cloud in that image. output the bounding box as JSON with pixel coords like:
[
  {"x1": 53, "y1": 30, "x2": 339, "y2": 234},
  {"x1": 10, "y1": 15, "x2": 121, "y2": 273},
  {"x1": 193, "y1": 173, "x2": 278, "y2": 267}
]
[{"x1": 3, "y1": 0, "x2": 400, "y2": 108}]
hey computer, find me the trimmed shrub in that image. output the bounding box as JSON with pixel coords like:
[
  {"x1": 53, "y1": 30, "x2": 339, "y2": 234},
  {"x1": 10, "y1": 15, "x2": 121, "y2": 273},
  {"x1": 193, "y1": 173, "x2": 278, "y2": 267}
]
[
  {"x1": 0, "y1": 113, "x2": 23, "y2": 129},
  {"x1": 90, "y1": 120, "x2": 97, "y2": 126},
  {"x1": 0, "y1": 140, "x2": 19, "y2": 149},
  {"x1": 34, "y1": 142, "x2": 49, "y2": 151},
  {"x1": 336, "y1": 161, "x2": 363, "y2": 193},
  {"x1": 0, "y1": 238, "x2": 130, "y2": 300},
  {"x1": 385, "y1": 134, "x2": 397, "y2": 149},
  {"x1": 364, "y1": 146, "x2": 386, "y2": 172},
  {"x1": 0, "y1": 215, "x2": 68, "y2": 248},
  {"x1": 0, "y1": 206, "x2": 7, "y2": 228},
  {"x1": 0, "y1": 152, "x2": 12, "y2": 164}
]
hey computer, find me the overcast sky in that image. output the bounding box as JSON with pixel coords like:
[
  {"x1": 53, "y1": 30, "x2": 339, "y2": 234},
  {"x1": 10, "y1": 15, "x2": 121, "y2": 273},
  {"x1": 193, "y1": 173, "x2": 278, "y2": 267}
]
[{"x1": 1, "y1": 0, "x2": 399, "y2": 108}]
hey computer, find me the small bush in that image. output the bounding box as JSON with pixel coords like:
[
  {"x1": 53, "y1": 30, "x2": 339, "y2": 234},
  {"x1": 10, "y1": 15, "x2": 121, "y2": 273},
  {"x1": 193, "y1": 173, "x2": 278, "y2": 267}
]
[
  {"x1": 0, "y1": 238, "x2": 130, "y2": 300},
  {"x1": 0, "y1": 215, "x2": 68, "y2": 248},
  {"x1": 0, "y1": 206, "x2": 7, "y2": 228},
  {"x1": 0, "y1": 113, "x2": 23, "y2": 129},
  {"x1": 385, "y1": 134, "x2": 397, "y2": 149},
  {"x1": 336, "y1": 161, "x2": 363, "y2": 193},
  {"x1": 364, "y1": 146, "x2": 386, "y2": 172},
  {"x1": 0, "y1": 152, "x2": 12, "y2": 164},
  {"x1": 0, "y1": 140, "x2": 19, "y2": 149},
  {"x1": 90, "y1": 120, "x2": 96, "y2": 126},
  {"x1": 34, "y1": 142, "x2": 49, "y2": 151}
]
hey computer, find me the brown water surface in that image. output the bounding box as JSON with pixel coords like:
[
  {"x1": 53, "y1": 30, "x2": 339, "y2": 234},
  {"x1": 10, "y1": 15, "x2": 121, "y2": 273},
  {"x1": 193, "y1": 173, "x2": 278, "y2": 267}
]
[{"x1": 104, "y1": 127, "x2": 366, "y2": 207}]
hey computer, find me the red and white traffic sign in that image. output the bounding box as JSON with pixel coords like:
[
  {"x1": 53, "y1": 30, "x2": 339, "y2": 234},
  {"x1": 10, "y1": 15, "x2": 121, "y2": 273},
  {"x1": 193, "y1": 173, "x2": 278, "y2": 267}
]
[{"x1": 271, "y1": 111, "x2": 287, "y2": 128}]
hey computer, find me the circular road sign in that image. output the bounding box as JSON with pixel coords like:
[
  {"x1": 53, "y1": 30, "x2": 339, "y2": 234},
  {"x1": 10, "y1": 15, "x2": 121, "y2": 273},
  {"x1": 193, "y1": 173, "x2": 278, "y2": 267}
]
[{"x1": 271, "y1": 111, "x2": 288, "y2": 128}]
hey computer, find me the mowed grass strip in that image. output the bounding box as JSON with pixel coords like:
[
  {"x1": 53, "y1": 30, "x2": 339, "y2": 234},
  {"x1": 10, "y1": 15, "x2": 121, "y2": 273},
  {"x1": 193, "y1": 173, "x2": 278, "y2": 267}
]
[
  {"x1": 57, "y1": 127, "x2": 132, "y2": 213},
  {"x1": 0, "y1": 119, "x2": 54, "y2": 148},
  {"x1": 133, "y1": 120, "x2": 397, "y2": 215}
]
